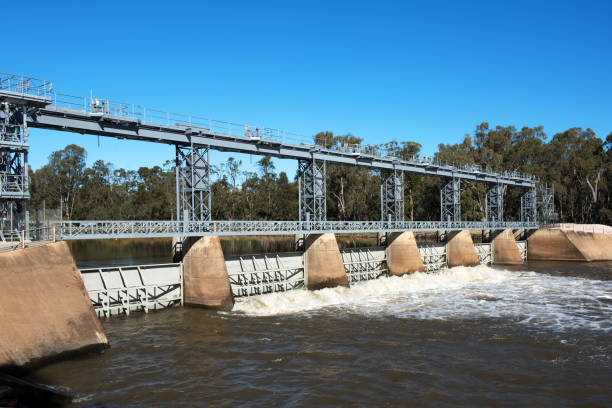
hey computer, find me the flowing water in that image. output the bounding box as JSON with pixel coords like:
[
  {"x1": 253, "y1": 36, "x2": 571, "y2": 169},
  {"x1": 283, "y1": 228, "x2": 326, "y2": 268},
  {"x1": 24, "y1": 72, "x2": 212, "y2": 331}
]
[{"x1": 32, "y1": 245, "x2": 612, "y2": 407}]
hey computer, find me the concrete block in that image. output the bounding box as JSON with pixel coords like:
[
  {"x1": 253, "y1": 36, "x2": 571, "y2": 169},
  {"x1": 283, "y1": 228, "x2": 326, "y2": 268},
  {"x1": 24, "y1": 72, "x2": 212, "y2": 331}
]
[
  {"x1": 447, "y1": 230, "x2": 480, "y2": 267},
  {"x1": 528, "y1": 228, "x2": 612, "y2": 261},
  {"x1": 0, "y1": 242, "x2": 108, "y2": 367},
  {"x1": 304, "y1": 233, "x2": 349, "y2": 290},
  {"x1": 492, "y1": 229, "x2": 523, "y2": 264},
  {"x1": 181, "y1": 236, "x2": 234, "y2": 310},
  {"x1": 387, "y1": 232, "x2": 425, "y2": 276}
]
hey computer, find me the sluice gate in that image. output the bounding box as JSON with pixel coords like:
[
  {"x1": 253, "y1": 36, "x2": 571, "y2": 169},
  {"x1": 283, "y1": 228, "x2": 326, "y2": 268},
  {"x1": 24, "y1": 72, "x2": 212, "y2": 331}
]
[
  {"x1": 80, "y1": 263, "x2": 183, "y2": 318},
  {"x1": 80, "y1": 240, "x2": 528, "y2": 318}
]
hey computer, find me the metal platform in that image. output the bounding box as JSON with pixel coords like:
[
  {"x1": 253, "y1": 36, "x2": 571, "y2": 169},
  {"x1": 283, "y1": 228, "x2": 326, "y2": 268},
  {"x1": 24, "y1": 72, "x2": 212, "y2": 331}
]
[{"x1": 53, "y1": 219, "x2": 538, "y2": 240}]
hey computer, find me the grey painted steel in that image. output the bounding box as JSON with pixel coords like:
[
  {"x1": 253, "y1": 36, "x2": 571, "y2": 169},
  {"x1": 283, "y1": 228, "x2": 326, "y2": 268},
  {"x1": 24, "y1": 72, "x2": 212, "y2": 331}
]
[
  {"x1": 298, "y1": 159, "x2": 326, "y2": 222},
  {"x1": 486, "y1": 183, "x2": 504, "y2": 223},
  {"x1": 80, "y1": 263, "x2": 183, "y2": 318},
  {"x1": 516, "y1": 240, "x2": 527, "y2": 261},
  {"x1": 340, "y1": 247, "x2": 387, "y2": 283},
  {"x1": 53, "y1": 219, "x2": 538, "y2": 240},
  {"x1": 474, "y1": 243, "x2": 493, "y2": 265},
  {"x1": 176, "y1": 144, "x2": 211, "y2": 222},
  {"x1": 27, "y1": 104, "x2": 536, "y2": 186},
  {"x1": 521, "y1": 187, "x2": 537, "y2": 223},
  {"x1": 225, "y1": 252, "x2": 305, "y2": 298},
  {"x1": 381, "y1": 170, "x2": 404, "y2": 222},
  {"x1": 418, "y1": 243, "x2": 447, "y2": 271},
  {"x1": 537, "y1": 183, "x2": 556, "y2": 223},
  {"x1": 441, "y1": 178, "x2": 461, "y2": 222}
]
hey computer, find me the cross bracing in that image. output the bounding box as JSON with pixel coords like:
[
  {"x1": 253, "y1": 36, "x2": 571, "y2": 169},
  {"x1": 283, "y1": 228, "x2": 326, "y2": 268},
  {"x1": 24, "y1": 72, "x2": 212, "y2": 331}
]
[
  {"x1": 381, "y1": 169, "x2": 404, "y2": 222},
  {"x1": 0, "y1": 72, "x2": 548, "y2": 241},
  {"x1": 52, "y1": 220, "x2": 539, "y2": 240}
]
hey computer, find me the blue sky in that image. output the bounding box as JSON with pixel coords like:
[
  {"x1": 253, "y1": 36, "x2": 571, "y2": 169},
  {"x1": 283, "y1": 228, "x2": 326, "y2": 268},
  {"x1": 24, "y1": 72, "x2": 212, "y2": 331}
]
[{"x1": 3, "y1": 0, "x2": 611, "y2": 177}]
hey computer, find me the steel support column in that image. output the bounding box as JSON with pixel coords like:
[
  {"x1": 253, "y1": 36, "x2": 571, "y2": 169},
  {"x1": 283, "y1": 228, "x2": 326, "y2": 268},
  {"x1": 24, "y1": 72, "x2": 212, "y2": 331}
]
[
  {"x1": 520, "y1": 187, "x2": 537, "y2": 223},
  {"x1": 440, "y1": 177, "x2": 460, "y2": 222},
  {"x1": 0, "y1": 102, "x2": 30, "y2": 239},
  {"x1": 537, "y1": 183, "x2": 555, "y2": 224},
  {"x1": 175, "y1": 143, "x2": 211, "y2": 223},
  {"x1": 486, "y1": 182, "x2": 504, "y2": 222},
  {"x1": 381, "y1": 169, "x2": 404, "y2": 222},
  {"x1": 298, "y1": 159, "x2": 326, "y2": 222}
]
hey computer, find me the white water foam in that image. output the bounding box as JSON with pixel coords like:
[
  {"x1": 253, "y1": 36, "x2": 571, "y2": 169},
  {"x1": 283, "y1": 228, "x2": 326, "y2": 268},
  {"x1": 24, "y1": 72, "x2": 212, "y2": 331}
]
[{"x1": 232, "y1": 265, "x2": 612, "y2": 332}]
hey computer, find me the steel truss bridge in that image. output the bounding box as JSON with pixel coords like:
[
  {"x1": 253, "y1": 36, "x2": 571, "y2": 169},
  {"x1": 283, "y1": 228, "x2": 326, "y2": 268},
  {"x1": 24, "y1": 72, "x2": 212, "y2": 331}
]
[{"x1": 0, "y1": 73, "x2": 554, "y2": 240}]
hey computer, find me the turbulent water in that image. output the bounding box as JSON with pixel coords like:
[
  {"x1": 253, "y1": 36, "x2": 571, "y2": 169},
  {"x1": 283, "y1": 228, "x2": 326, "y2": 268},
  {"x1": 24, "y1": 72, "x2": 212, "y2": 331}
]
[{"x1": 35, "y1": 262, "x2": 612, "y2": 407}]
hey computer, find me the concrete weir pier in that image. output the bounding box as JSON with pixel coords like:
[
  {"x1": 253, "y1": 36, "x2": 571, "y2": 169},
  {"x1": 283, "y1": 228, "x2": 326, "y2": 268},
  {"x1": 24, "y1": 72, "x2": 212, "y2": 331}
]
[
  {"x1": 0, "y1": 242, "x2": 108, "y2": 367},
  {"x1": 304, "y1": 233, "x2": 350, "y2": 290},
  {"x1": 180, "y1": 236, "x2": 234, "y2": 311},
  {"x1": 446, "y1": 230, "x2": 480, "y2": 267},
  {"x1": 528, "y1": 226, "x2": 612, "y2": 261},
  {"x1": 387, "y1": 232, "x2": 425, "y2": 276}
]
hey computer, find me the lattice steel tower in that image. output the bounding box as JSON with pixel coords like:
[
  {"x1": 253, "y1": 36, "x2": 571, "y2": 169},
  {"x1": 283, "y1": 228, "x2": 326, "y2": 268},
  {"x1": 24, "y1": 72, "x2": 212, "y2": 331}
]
[
  {"x1": 298, "y1": 159, "x2": 326, "y2": 222},
  {"x1": 175, "y1": 143, "x2": 211, "y2": 223},
  {"x1": 0, "y1": 74, "x2": 52, "y2": 239},
  {"x1": 381, "y1": 169, "x2": 404, "y2": 222}
]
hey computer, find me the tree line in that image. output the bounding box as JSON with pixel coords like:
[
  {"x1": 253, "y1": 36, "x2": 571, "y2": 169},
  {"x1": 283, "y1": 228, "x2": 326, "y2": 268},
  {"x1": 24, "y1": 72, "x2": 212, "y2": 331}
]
[{"x1": 29, "y1": 123, "x2": 612, "y2": 225}]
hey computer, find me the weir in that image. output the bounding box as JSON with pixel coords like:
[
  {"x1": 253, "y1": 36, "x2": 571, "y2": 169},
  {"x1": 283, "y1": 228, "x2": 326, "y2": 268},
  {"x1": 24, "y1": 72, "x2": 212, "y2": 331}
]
[{"x1": 76, "y1": 236, "x2": 528, "y2": 317}]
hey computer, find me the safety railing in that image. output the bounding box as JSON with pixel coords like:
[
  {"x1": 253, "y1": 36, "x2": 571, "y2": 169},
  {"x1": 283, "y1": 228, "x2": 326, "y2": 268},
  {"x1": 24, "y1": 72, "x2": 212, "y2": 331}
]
[
  {"x1": 42, "y1": 89, "x2": 537, "y2": 183},
  {"x1": 0, "y1": 172, "x2": 28, "y2": 195},
  {"x1": 0, "y1": 73, "x2": 53, "y2": 99},
  {"x1": 52, "y1": 219, "x2": 539, "y2": 239}
]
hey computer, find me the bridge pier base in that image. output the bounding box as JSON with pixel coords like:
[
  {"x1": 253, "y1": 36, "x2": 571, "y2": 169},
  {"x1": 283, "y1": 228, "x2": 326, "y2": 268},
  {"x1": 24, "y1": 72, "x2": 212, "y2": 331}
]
[
  {"x1": 0, "y1": 242, "x2": 108, "y2": 367},
  {"x1": 386, "y1": 232, "x2": 424, "y2": 276},
  {"x1": 304, "y1": 233, "x2": 349, "y2": 290},
  {"x1": 492, "y1": 229, "x2": 523, "y2": 264},
  {"x1": 446, "y1": 230, "x2": 480, "y2": 267},
  {"x1": 180, "y1": 236, "x2": 234, "y2": 311}
]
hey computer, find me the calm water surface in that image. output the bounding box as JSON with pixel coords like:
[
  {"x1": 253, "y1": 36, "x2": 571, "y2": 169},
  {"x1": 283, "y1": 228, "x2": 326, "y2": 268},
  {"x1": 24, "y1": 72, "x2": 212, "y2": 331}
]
[{"x1": 35, "y1": 244, "x2": 612, "y2": 407}]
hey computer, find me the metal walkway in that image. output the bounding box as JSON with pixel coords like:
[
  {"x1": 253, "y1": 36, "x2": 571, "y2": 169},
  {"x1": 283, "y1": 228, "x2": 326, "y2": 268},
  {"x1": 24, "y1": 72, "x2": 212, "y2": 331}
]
[
  {"x1": 0, "y1": 73, "x2": 554, "y2": 241},
  {"x1": 53, "y1": 220, "x2": 537, "y2": 240}
]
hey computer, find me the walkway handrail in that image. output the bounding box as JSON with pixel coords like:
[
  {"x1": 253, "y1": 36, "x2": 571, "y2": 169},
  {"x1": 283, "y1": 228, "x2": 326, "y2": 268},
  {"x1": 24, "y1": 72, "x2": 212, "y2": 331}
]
[{"x1": 50, "y1": 219, "x2": 538, "y2": 240}]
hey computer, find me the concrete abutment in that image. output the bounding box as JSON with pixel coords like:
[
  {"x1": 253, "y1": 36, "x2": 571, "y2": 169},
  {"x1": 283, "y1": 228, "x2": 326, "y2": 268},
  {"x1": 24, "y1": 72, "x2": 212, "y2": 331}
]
[
  {"x1": 528, "y1": 228, "x2": 612, "y2": 261},
  {"x1": 0, "y1": 242, "x2": 108, "y2": 368}
]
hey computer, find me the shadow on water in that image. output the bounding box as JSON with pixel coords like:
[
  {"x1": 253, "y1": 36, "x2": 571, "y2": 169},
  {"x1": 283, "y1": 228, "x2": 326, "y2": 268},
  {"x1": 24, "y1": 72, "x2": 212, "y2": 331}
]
[{"x1": 0, "y1": 365, "x2": 73, "y2": 407}]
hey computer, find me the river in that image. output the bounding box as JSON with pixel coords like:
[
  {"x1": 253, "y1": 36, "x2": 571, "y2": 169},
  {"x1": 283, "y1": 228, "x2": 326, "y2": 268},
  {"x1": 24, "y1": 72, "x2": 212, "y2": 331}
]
[{"x1": 31, "y1": 242, "x2": 612, "y2": 407}]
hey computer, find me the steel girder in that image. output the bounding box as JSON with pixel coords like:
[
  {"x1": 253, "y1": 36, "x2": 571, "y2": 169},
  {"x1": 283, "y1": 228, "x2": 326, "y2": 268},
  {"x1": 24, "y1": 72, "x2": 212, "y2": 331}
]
[
  {"x1": 176, "y1": 144, "x2": 211, "y2": 222},
  {"x1": 381, "y1": 169, "x2": 404, "y2": 222},
  {"x1": 521, "y1": 187, "x2": 537, "y2": 223},
  {"x1": 298, "y1": 159, "x2": 326, "y2": 222},
  {"x1": 440, "y1": 177, "x2": 461, "y2": 222},
  {"x1": 486, "y1": 182, "x2": 504, "y2": 222}
]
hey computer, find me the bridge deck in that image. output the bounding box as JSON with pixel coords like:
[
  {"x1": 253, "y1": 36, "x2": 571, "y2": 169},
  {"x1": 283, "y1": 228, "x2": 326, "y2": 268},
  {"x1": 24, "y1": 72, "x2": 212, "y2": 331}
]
[{"x1": 54, "y1": 220, "x2": 537, "y2": 240}]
